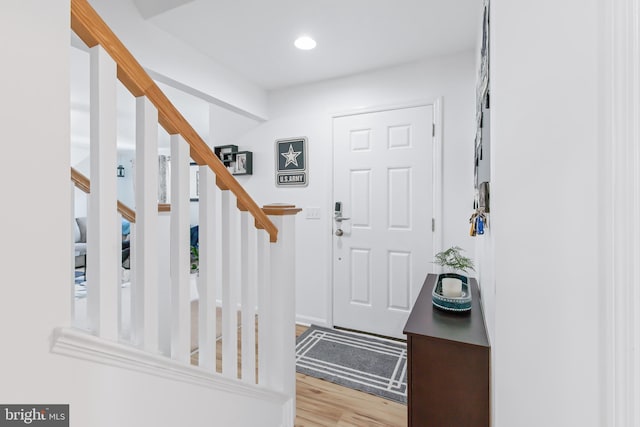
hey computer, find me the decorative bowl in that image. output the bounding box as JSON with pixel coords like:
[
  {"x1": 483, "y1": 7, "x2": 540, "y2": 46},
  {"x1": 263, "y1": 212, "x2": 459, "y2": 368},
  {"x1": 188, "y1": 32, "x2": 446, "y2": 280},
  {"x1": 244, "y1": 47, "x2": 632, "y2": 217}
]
[{"x1": 432, "y1": 273, "x2": 472, "y2": 312}]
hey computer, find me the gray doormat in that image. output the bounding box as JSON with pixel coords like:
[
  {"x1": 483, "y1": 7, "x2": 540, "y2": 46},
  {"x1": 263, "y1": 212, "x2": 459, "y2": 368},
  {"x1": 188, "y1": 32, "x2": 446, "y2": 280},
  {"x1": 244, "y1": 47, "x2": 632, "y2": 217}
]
[{"x1": 296, "y1": 325, "x2": 407, "y2": 404}]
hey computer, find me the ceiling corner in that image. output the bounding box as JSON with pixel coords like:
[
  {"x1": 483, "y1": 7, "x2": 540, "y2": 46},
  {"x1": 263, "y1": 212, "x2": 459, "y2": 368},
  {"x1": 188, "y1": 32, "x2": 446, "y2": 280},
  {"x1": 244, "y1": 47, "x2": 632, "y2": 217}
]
[{"x1": 132, "y1": 0, "x2": 195, "y2": 20}]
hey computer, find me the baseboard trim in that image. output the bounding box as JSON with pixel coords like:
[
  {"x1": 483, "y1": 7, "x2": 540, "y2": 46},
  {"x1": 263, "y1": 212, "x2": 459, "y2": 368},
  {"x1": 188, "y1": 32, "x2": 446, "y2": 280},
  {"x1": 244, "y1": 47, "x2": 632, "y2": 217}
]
[
  {"x1": 295, "y1": 315, "x2": 328, "y2": 328},
  {"x1": 50, "y1": 327, "x2": 288, "y2": 405},
  {"x1": 280, "y1": 398, "x2": 295, "y2": 427}
]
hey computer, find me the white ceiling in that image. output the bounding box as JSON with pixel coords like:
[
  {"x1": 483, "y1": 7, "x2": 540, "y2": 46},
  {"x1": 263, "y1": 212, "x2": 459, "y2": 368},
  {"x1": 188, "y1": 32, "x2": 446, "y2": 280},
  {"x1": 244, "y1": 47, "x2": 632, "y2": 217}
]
[
  {"x1": 71, "y1": 0, "x2": 481, "y2": 151},
  {"x1": 70, "y1": 45, "x2": 259, "y2": 151},
  {"x1": 135, "y1": 0, "x2": 482, "y2": 90}
]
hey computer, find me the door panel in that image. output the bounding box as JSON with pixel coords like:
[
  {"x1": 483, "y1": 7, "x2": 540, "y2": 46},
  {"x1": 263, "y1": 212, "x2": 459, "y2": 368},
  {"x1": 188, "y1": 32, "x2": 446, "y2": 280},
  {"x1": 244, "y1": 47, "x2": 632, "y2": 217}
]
[
  {"x1": 333, "y1": 105, "x2": 433, "y2": 339},
  {"x1": 350, "y1": 248, "x2": 371, "y2": 305},
  {"x1": 350, "y1": 169, "x2": 371, "y2": 227},
  {"x1": 388, "y1": 167, "x2": 412, "y2": 229},
  {"x1": 388, "y1": 251, "x2": 411, "y2": 310}
]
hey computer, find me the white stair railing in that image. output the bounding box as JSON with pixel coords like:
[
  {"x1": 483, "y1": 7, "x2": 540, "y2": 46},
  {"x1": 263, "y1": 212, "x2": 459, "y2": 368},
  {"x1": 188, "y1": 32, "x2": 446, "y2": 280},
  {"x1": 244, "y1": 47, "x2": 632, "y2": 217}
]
[{"x1": 63, "y1": 1, "x2": 301, "y2": 425}]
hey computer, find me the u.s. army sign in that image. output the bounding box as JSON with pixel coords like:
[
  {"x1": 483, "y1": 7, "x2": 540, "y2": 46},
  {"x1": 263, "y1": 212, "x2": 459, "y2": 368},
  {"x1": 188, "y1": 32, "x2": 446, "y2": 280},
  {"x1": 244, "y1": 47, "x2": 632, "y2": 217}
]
[{"x1": 275, "y1": 137, "x2": 308, "y2": 187}]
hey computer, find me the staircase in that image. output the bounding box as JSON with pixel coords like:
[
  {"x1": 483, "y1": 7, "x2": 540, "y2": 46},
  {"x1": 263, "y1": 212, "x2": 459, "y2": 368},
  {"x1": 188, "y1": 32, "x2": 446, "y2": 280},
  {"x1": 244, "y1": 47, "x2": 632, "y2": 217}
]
[{"x1": 54, "y1": 1, "x2": 300, "y2": 425}]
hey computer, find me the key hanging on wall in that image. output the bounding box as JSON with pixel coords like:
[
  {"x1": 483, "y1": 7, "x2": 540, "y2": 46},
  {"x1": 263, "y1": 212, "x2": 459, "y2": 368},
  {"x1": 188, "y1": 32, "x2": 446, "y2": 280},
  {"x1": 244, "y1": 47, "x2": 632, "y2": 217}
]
[
  {"x1": 469, "y1": 212, "x2": 477, "y2": 236},
  {"x1": 469, "y1": 211, "x2": 487, "y2": 237},
  {"x1": 476, "y1": 213, "x2": 485, "y2": 235}
]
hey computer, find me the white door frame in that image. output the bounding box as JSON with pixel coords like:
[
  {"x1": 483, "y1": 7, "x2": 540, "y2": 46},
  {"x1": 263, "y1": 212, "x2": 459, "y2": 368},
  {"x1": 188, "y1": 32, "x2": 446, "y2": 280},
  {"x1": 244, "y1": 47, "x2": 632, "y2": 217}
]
[
  {"x1": 326, "y1": 97, "x2": 444, "y2": 328},
  {"x1": 600, "y1": 1, "x2": 640, "y2": 425}
]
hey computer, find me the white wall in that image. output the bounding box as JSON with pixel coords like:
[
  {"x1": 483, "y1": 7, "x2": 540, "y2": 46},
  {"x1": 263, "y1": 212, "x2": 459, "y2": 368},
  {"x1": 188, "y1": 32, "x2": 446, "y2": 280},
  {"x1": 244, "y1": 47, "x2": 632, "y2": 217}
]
[
  {"x1": 70, "y1": 145, "x2": 136, "y2": 218},
  {"x1": 117, "y1": 149, "x2": 136, "y2": 208},
  {"x1": 234, "y1": 52, "x2": 476, "y2": 326},
  {"x1": 472, "y1": 0, "x2": 496, "y2": 353},
  {"x1": 488, "y1": 1, "x2": 601, "y2": 426},
  {"x1": 0, "y1": 2, "x2": 285, "y2": 425},
  {"x1": 71, "y1": 144, "x2": 90, "y2": 217},
  {"x1": 87, "y1": 0, "x2": 268, "y2": 120}
]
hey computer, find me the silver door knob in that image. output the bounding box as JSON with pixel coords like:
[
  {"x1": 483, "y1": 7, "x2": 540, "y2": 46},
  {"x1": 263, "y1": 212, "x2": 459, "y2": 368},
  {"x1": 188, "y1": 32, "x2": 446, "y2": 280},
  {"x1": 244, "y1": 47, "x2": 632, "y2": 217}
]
[{"x1": 335, "y1": 228, "x2": 344, "y2": 237}]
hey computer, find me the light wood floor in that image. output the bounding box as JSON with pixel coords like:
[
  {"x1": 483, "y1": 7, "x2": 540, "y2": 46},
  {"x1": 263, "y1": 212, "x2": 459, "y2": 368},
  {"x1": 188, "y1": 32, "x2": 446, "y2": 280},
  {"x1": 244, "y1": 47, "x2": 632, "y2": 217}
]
[
  {"x1": 294, "y1": 325, "x2": 407, "y2": 427},
  {"x1": 191, "y1": 321, "x2": 406, "y2": 427}
]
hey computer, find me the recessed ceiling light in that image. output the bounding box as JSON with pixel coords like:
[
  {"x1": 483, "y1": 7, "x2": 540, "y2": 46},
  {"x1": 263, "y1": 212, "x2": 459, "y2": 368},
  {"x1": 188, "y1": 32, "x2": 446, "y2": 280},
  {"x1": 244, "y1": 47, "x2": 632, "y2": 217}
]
[{"x1": 294, "y1": 36, "x2": 317, "y2": 50}]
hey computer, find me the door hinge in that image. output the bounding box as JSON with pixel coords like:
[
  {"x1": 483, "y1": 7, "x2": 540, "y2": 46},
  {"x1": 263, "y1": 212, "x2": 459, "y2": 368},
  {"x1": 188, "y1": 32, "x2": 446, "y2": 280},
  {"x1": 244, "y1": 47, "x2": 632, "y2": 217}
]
[
  {"x1": 432, "y1": 123, "x2": 435, "y2": 137},
  {"x1": 432, "y1": 218, "x2": 435, "y2": 232}
]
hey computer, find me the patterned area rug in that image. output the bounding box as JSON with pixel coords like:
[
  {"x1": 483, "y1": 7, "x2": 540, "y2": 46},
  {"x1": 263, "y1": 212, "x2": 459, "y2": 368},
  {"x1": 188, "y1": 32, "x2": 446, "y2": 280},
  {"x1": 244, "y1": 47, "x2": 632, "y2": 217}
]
[{"x1": 296, "y1": 325, "x2": 407, "y2": 404}]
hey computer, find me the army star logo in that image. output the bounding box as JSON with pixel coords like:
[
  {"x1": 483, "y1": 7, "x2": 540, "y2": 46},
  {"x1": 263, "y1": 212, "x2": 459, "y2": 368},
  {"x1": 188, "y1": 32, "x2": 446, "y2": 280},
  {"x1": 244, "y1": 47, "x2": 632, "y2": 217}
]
[{"x1": 281, "y1": 144, "x2": 302, "y2": 168}]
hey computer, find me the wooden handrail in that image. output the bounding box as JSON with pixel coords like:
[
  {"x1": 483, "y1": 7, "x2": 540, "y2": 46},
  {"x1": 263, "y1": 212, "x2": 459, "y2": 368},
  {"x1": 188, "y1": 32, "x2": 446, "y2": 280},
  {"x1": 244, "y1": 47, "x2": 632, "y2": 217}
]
[
  {"x1": 117, "y1": 201, "x2": 136, "y2": 223},
  {"x1": 70, "y1": 0, "x2": 279, "y2": 242},
  {"x1": 70, "y1": 166, "x2": 90, "y2": 193},
  {"x1": 263, "y1": 204, "x2": 303, "y2": 216},
  {"x1": 71, "y1": 167, "x2": 137, "y2": 223}
]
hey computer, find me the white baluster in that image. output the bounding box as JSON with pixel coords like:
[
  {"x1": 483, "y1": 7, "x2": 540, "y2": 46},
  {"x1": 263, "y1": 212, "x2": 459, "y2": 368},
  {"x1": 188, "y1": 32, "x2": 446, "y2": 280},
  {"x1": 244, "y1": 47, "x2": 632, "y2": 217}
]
[
  {"x1": 170, "y1": 134, "x2": 191, "y2": 363},
  {"x1": 116, "y1": 212, "x2": 124, "y2": 339},
  {"x1": 257, "y1": 229, "x2": 271, "y2": 386},
  {"x1": 251, "y1": 219, "x2": 260, "y2": 383},
  {"x1": 126, "y1": 221, "x2": 136, "y2": 342},
  {"x1": 240, "y1": 210, "x2": 257, "y2": 383},
  {"x1": 263, "y1": 204, "x2": 300, "y2": 412},
  {"x1": 221, "y1": 190, "x2": 237, "y2": 378},
  {"x1": 70, "y1": 182, "x2": 76, "y2": 323},
  {"x1": 157, "y1": 211, "x2": 172, "y2": 357},
  {"x1": 132, "y1": 96, "x2": 159, "y2": 352},
  {"x1": 198, "y1": 165, "x2": 217, "y2": 371},
  {"x1": 87, "y1": 45, "x2": 119, "y2": 341}
]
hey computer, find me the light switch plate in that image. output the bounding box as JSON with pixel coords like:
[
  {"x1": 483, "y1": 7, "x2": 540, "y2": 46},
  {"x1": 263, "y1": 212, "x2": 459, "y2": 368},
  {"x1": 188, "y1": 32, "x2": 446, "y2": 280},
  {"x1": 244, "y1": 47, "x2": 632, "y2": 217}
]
[{"x1": 306, "y1": 207, "x2": 321, "y2": 219}]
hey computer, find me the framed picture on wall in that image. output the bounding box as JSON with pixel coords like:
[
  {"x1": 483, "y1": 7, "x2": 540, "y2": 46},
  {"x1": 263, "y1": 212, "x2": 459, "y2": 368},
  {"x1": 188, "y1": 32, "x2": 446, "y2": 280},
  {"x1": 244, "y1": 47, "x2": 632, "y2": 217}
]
[
  {"x1": 236, "y1": 153, "x2": 247, "y2": 174},
  {"x1": 275, "y1": 137, "x2": 308, "y2": 187},
  {"x1": 233, "y1": 151, "x2": 253, "y2": 175}
]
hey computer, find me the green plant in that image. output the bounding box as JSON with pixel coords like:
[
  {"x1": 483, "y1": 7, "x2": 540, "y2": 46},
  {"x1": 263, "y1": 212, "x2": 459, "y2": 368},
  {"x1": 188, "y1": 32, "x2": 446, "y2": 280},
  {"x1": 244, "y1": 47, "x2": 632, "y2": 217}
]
[
  {"x1": 433, "y1": 246, "x2": 475, "y2": 274},
  {"x1": 190, "y1": 245, "x2": 199, "y2": 272}
]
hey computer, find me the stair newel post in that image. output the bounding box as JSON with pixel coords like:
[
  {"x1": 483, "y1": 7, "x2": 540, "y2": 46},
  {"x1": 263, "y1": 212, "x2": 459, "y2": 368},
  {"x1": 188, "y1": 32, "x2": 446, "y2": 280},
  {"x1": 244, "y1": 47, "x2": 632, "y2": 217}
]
[
  {"x1": 170, "y1": 134, "x2": 191, "y2": 363},
  {"x1": 87, "y1": 45, "x2": 119, "y2": 341},
  {"x1": 263, "y1": 204, "x2": 301, "y2": 411},
  {"x1": 132, "y1": 95, "x2": 159, "y2": 351},
  {"x1": 198, "y1": 165, "x2": 217, "y2": 372}
]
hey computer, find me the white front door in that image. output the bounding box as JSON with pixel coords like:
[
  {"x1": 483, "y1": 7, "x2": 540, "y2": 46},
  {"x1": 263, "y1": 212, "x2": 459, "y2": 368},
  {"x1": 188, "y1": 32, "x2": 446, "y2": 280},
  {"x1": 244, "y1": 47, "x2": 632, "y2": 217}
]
[{"x1": 332, "y1": 105, "x2": 434, "y2": 339}]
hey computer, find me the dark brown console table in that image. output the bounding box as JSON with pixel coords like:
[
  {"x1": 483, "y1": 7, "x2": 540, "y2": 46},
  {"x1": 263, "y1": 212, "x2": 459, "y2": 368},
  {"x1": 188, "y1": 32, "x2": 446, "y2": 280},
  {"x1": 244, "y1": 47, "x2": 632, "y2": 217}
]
[{"x1": 403, "y1": 274, "x2": 490, "y2": 426}]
